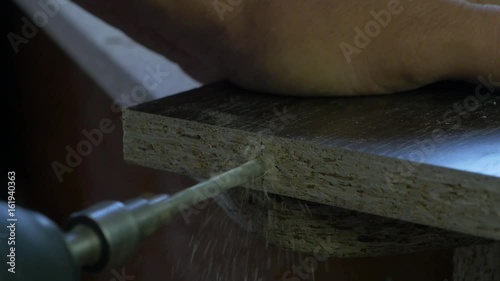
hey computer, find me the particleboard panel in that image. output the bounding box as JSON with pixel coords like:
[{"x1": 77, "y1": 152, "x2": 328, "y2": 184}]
[
  {"x1": 215, "y1": 189, "x2": 485, "y2": 257},
  {"x1": 123, "y1": 82, "x2": 500, "y2": 240}
]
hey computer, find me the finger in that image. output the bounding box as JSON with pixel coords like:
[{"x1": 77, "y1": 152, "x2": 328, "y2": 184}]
[{"x1": 422, "y1": 2, "x2": 500, "y2": 83}]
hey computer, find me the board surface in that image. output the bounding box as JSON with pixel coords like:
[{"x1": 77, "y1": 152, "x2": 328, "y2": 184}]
[{"x1": 123, "y1": 81, "x2": 500, "y2": 240}]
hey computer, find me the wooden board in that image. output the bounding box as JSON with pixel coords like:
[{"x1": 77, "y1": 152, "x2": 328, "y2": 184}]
[
  {"x1": 215, "y1": 188, "x2": 485, "y2": 257},
  {"x1": 123, "y1": 81, "x2": 500, "y2": 240}
]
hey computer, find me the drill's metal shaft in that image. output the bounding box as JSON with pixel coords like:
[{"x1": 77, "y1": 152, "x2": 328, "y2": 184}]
[{"x1": 65, "y1": 159, "x2": 267, "y2": 271}]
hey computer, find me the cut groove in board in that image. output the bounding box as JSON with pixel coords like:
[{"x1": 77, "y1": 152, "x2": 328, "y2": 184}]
[{"x1": 123, "y1": 82, "x2": 500, "y2": 240}]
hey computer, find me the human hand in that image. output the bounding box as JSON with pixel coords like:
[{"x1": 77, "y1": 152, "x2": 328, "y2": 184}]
[{"x1": 73, "y1": 0, "x2": 500, "y2": 96}]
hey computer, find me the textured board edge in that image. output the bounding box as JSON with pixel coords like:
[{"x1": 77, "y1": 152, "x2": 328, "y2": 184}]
[{"x1": 123, "y1": 109, "x2": 500, "y2": 240}]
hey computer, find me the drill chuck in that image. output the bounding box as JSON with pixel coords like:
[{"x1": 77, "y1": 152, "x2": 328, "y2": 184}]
[{"x1": 65, "y1": 195, "x2": 170, "y2": 271}]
